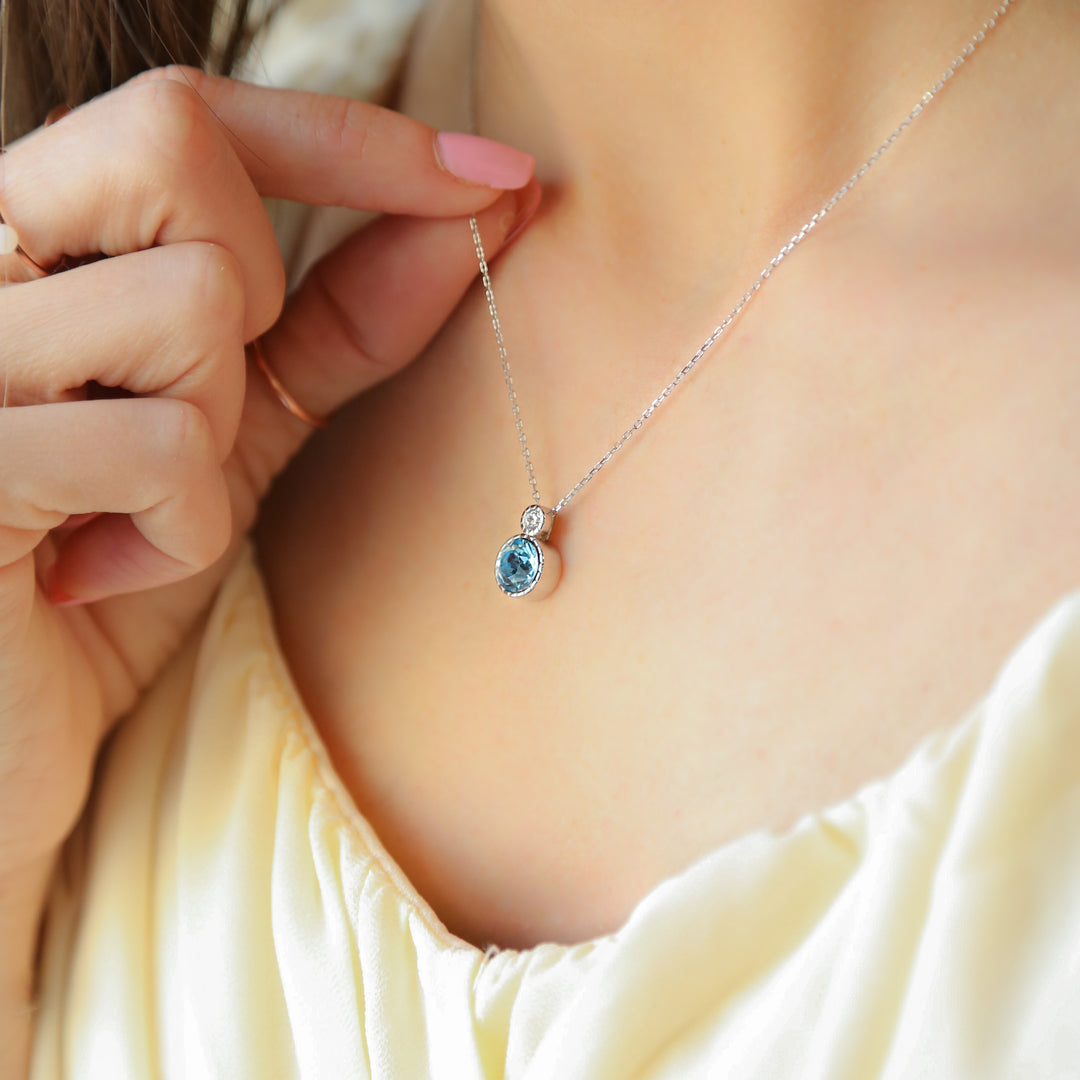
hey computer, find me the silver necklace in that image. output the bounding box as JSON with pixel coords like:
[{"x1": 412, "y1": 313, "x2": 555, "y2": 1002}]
[{"x1": 468, "y1": 0, "x2": 1017, "y2": 600}]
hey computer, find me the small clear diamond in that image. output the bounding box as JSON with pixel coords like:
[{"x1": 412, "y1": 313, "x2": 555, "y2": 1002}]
[{"x1": 521, "y1": 506, "x2": 546, "y2": 535}]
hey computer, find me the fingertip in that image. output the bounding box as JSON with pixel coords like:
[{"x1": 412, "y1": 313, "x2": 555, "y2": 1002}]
[
  {"x1": 50, "y1": 591, "x2": 90, "y2": 609},
  {"x1": 499, "y1": 177, "x2": 544, "y2": 250},
  {"x1": 45, "y1": 571, "x2": 89, "y2": 608}
]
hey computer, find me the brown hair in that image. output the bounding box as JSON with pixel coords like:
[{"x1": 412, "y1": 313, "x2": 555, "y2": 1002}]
[{"x1": 0, "y1": 0, "x2": 255, "y2": 143}]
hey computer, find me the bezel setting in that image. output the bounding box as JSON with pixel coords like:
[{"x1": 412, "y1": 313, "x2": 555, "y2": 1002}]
[{"x1": 494, "y1": 534, "x2": 545, "y2": 598}]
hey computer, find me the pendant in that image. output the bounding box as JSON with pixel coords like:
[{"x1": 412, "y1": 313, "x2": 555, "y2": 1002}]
[{"x1": 494, "y1": 505, "x2": 561, "y2": 599}]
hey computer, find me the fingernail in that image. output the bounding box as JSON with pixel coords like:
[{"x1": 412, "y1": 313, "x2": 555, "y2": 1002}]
[
  {"x1": 502, "y1": 178, "x2": 543, "y2": 249},
  {"x1": 434, "y1": 131, "x2": 534, "y2": 189},
  {"x1": 46, "y1": 576, "x2": 88, "y2": 608}
]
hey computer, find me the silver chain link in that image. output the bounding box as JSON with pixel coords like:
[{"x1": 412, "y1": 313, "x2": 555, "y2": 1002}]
[{"x1": 467, "y1": 0, "x2": 1016, "y2": 515}]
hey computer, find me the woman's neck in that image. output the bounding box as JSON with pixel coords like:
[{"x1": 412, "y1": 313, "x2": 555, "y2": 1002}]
[
  {"x1": 477, "y1": 1, "x2": 1012, "y2": 250},
  {"x1": 402, "y1": 0, "x2": 1037, "y2": 306}
]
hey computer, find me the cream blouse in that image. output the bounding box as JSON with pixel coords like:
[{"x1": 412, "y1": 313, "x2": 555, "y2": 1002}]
[
  {"x1": 27, "y1": 0, "x2": 1080, "y2": 1076},
  {"x1": 28, "y1": 534, "x2": 1080, "y2": 1079}
]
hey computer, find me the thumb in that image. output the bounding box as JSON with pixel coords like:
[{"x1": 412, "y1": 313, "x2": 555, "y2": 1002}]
[{"x1": 231, "y1": 177, "x2": 543, "y2": 503}]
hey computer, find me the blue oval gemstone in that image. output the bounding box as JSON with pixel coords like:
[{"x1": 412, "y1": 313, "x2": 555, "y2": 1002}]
[{"x1": 495, "y1": 536, "x2": 542, "y2": 596}]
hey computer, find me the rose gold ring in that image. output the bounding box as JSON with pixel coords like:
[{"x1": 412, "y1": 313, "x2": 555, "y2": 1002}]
[
  {"x1": 44, "y1": 104, "x2": 73, "y2": 127},
  {"x1": 250, "y1": 337, "x2": 331, "y2": 430}
]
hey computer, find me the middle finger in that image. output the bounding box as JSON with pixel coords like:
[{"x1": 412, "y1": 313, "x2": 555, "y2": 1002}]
[
  {"x1": 0, "y1": 242, "x2": 246, "y2": 456},
  {"x1": 0, "y1": 76, "x2": 285, "y2": 337}
]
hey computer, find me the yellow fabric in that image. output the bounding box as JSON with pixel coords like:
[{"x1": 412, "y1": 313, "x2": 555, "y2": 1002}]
[
  {"x1": 28, "y1": 540, "x2": 1080, "y2": 1078},
  {"x1": 24, "y1": 6, "x2": 1080, "y2": 1072}
]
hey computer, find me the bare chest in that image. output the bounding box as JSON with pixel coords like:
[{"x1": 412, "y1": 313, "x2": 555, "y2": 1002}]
[{"x1": 256, "y1": 234, "x2": 1080, "y2": 951}]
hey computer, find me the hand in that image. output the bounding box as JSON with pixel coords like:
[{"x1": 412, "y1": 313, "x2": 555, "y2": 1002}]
[{"x1": 0, "y1": 65, "x2": 540, "y2": 879}]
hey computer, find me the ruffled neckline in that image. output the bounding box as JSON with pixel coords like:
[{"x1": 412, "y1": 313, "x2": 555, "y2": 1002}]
[{"x1": 233, "y1": 538, "x2": 1080, "y2": 965}]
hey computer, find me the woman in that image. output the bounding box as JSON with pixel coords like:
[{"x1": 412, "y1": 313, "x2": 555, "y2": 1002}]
[{"x1": 2, "y1": 0, "x2": 1079, "y2": 1075}]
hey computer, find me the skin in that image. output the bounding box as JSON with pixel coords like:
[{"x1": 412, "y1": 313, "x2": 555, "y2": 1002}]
[
  {"x1": 256, "y1": 0, "x2": 1080, "y2": 952},
  {"x1": 0, "y1": 67, "x2": 537, "y2": 1077}
]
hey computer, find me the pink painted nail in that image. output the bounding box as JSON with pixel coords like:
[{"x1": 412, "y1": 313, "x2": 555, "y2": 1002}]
[{"x1": 434, "y1": 131, "x2": 534, "y2": 189}]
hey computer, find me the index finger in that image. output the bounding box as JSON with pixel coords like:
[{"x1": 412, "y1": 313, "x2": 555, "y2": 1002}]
[{"x1": 139, "y1": 66, "x2": 536, "y2": 214}]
